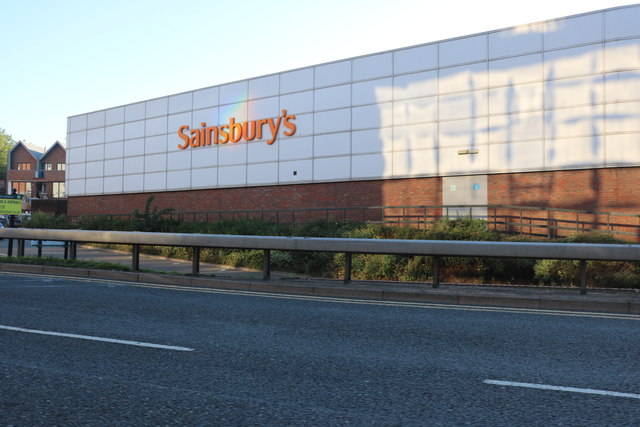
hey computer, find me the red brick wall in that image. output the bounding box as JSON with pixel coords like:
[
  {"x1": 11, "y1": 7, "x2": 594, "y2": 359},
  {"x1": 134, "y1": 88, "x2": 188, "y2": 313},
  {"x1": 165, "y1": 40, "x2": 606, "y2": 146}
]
[
  {"x1": 67, "y1": 177, "x2": 443, "y2": 217},
  {"x1": 67, "y1": 167, "x2": 640, "y2": 219},
  {"x1": 7, "y1": 145, "x2": 38, "y2": 182},
  {"x1": 42, "y1": 145, "x2": 66, "y2": 182},
  {"x1": 488, "y1": 168, "x2": 640, "y2": 213}
]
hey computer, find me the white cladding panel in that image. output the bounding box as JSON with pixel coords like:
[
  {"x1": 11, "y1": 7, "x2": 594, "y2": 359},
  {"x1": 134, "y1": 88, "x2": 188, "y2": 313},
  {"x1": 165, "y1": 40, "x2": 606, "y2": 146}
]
[
  {"x1": 315, "y1": 60, "x2": 351, "y2": 88},
  {"x1": 67, "y1": 5, "x2": 640, "y2": 197},
  {"x1": 605, "y1": 6, "x2": 640, "y2": 40},
  {"x1": 125, "y1": 103, "x2": 145, "y2": 122},
  {"x1": 488, "y1": 25, "x2": 543, "y2": 59},
  {"x1": 146, "y1": 98, "x2": 168, "y2": 118},
  {"x1": 87, "y1": 111, "x2": 106, "y2": 129}
]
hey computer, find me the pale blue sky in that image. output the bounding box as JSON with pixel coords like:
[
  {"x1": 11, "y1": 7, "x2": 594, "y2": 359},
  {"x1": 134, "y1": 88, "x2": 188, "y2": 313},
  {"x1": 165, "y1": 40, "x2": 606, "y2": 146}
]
[{"x1": 0, "y1": 0, "x2": 633, "y2": 149}]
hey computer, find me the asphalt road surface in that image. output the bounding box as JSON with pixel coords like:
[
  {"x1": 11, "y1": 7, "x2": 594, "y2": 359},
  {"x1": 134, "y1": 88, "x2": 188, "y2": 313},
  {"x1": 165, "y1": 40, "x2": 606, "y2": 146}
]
[{"x1": 1, "y1": 272, "x2": 639, "y2": 426}]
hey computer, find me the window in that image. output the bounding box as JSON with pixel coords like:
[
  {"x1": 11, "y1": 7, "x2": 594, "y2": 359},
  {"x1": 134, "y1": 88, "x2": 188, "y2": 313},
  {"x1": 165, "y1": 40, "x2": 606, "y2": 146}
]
[
  {"x1": 12, "y1": 182, "x2": 31, "y2": 195},
  {"x1": 43, "y1": 163, "x2": 52, "y2": 170},
  {"x1": 17, "y1": 162, "x2": 31, "y2": 170},
  {"x1": 57, "y1": 163, "x2": 66, "y2": 171},
  {"x1": 52, "y1": 182, "x2": 65, "y2": 198}
]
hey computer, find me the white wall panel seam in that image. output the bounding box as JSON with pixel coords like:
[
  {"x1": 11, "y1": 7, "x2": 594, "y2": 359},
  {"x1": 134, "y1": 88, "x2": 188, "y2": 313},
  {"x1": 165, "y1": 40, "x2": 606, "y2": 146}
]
[
  {"x1": 436, "y1": 41, "x2": 441, "y2": 177},
  {"x1": 600, "y1": 11, "x2": 608, "y2": 166},
  {"x1": 541, "y1": 28, "x2": 547, "y2": 171},
  {"x1": 348, "y1": 70, "x2": 353, "y2": 181}
]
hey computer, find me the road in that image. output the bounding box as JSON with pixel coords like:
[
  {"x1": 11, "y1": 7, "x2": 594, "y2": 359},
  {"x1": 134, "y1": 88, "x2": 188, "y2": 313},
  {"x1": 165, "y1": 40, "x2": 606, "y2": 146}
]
[{"x1": 1, "y1": 272, "x2": 639, "y2": 426}]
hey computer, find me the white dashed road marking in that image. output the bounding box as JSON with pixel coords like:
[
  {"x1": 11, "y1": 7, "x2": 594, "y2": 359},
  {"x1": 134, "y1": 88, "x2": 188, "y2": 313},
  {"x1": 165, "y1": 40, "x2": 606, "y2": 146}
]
[
  {"x1": 484, "y1": 379, "x2": 640, "y2": 399},
  {"x1": 0, "y1": 324, "x2": 194, "y2": 352}
]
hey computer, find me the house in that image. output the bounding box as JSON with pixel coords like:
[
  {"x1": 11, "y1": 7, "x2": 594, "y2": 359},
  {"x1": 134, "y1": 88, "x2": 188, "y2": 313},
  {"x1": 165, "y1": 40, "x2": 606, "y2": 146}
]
[{"x1": 7, "y1": 141, "x2": 66, "y2": 212}]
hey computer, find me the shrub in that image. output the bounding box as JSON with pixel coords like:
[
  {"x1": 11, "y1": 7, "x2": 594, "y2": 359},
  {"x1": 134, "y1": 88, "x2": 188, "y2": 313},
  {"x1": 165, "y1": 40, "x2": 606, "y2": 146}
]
[
  {"x1": 426, "y1": 217, "x2": 501, "y2": 241},
  {"x1": 533, "y1": 259, "x2": 640, "y2": 288},
  {"x1": 132, "y1": 196, "x2": 177, "y2": 232},
  {"x1": 532, "y1": 232, "x2": 640, "y2": 288},
  {"x1": 23, "y1": 212, "x2": 70, "y2": 229}
]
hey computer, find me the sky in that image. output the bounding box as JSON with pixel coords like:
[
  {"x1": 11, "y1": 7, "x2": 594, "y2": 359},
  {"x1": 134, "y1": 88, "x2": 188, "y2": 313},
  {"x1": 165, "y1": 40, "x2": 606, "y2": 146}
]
[{"x1": 0, "y1": 0, "x2": 634, "y2": 150}]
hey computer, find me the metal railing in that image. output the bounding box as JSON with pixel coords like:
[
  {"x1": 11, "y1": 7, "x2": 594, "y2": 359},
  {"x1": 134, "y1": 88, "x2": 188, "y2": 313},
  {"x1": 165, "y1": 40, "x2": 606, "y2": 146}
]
[
  {"x1": 2, "y1": 228, "x2": 640, "y2": 295},
  {"x1": 66, "y1": 204, "x2": 640, "y2": 241}
]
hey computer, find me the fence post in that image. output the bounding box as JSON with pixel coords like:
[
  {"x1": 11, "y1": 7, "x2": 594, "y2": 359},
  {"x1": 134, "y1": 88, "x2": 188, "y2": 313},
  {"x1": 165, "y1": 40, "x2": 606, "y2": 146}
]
[
  {"x1": 432, "y1": 256, "x2": 441, "y2": 288},
  {"x1": 520, "y1": 208, "x2": 523, "y2": 235},
  {"x1": 263, "y1": 249, "x2": 271, "y2": 281},
  {"x1": 579, "y1": 259, "x2": 587, "y2": 295},
  {"x1": 132, "y1": 244, "x2": 140, "y2": 272},
  {"x1": 344, "y1": 253, "x2": 352, "y2": 284},
  {"x1": 192, "y1": 247, "x2": 200, "y2": 276}
]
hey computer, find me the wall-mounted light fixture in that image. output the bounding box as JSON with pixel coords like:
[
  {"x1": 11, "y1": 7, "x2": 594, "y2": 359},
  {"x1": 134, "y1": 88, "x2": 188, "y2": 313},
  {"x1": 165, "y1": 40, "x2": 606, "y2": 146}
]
[{"x1": 458, "y1": 149, "x2": 479, "y2": 155}]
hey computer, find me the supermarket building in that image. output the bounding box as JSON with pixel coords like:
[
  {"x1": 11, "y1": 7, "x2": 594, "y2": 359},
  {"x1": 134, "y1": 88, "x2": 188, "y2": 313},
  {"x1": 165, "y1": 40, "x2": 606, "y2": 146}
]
[{"x1": 66, "y1": 4, "x2": 640, "y2": 224}]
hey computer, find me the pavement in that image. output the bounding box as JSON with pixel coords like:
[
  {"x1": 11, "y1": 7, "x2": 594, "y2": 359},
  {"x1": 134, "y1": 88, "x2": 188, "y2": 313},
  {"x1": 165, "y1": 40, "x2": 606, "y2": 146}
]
[{"x1": 0, "y1": 239, "x2": 639, "y2": 314}]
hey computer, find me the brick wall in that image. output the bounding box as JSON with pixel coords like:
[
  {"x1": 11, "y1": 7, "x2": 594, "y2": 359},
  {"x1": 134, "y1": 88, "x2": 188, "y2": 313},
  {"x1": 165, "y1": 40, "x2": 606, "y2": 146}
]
[
  {"x1": 7, "y1": 145, "x2": 38, "y2": 182},
  {"x1": 42, "y1": 145, "x2": 66, "y2": 182},
  {"x1": 67, "y1": 167, "x2": 640, "y2": 219},
  {"x1": 488, "y1": 168, "x2": 640, "y2": 213},
  {"x1": 67, "y1": 177, "x2": 443, "y2": 217}
]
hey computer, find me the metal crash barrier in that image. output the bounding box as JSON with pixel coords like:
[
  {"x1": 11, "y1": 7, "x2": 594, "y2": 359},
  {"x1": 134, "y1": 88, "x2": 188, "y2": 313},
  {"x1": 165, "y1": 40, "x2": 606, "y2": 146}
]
[{"x1": 2, "y1": 228, "x2": 640, "y2": 295}]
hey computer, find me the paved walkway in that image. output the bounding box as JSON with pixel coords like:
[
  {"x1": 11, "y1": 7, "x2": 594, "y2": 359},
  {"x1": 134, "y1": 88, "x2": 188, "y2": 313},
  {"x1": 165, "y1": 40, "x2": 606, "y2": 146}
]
[
  {"x1": 1, "y1": 239, "x2": 639, "y2": 314},
  {"x1": 0, "y1": 239, "x2": 268, "y2": 279}
]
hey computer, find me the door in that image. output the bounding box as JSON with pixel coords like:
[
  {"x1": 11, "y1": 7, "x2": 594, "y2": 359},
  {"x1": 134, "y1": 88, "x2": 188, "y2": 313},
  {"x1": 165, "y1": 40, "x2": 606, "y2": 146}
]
[{"x1": 442, "y1": 175, "x2": 488, "y2": 218}]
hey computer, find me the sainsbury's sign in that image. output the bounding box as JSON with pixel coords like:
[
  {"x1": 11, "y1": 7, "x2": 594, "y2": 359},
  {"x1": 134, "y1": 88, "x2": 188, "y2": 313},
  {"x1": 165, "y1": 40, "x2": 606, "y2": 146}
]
[{"x1": 177, "y1": 109, "x2": 296, "y2": 149}]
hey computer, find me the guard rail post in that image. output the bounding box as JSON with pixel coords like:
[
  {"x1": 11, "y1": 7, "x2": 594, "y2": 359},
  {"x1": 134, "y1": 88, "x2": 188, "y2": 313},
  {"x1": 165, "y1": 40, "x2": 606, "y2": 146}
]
[
  {"x1": 7, "y1": 239, "x2": 13, "y2": 257},
  {"x1": 17, "y1": 239, "x2": 25, "y2": 257},
  {"x1": 132, "y1": 244, "x2": 140, "y2": 272},
  {"x1": 579, "y1": 259, "x2": 587, "y2": 295},
  {"x1": 37, "y1": 240, "x2": 43, "y2": 258},
  {"x1": 263, "y1": 250, "x2": 271, "y2": 280},
  {"x1": 70, "y1": 242, "x2": 77, "y2": 260},
  {"x1": 344, "y1": 252, "x2": 352, "y2": 284},
  {"x1": 192, "y1": 247, "x2": 200, "y2": 276},
  {"x1": 432, "y1": 256, "x2": 441, "y2": 288}
]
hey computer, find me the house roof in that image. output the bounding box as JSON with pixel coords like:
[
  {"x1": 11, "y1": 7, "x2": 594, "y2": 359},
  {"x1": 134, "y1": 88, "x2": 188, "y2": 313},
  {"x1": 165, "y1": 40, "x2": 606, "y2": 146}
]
[
  {"x1": 10, "y1": 141, "x2": 46, "y2": 162},
  {"x1": 41, "y1": 141, "x2": 66, "y2": 160}
]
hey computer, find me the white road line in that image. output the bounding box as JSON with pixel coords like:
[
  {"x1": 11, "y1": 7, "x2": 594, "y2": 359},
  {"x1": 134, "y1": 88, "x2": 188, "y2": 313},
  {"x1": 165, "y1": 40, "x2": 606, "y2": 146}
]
[
  {"x1": 0, "y1": 325, "x2": 193, "y2": 352},
  {"x1": 3, "y1": 271, "x2": 640, "y2": 321},
  {"x1": 484, "y1": 379, "x2": 640, "y2": 399}
]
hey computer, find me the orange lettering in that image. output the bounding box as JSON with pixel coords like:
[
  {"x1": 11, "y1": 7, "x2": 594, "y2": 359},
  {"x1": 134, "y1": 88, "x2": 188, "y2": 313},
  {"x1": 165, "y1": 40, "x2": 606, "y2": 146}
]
[
  {"x1": 177, "y1": 111, "x2": 296, "y2": 149},
  {"x1": 266, "y1": 116, "x2": 282, "y2": 145},
  {"x1": 178, "y1": 125, "x2": 190, "y2": 149},
  {"x1": 218, "y1": 125, "x2": 229, "y2": 144},
  {"x1": 283, "y1": 114, "x2": 296, "y2": 136},
  {"x1": 256, "y1": 119, "x2": 268, "y2": 140},
  {"x1": 229, "y1": 117, "x2": 243, "y2": 143},
  {"x1": 189, "y1": 129, "x2": 200, "y2": 147},
  {"x1": 242, "y1": 121, "x2": 257, "y2": 141},
  {"x1": 207, "y1": 125, "x2": 218, "y2": 145}
]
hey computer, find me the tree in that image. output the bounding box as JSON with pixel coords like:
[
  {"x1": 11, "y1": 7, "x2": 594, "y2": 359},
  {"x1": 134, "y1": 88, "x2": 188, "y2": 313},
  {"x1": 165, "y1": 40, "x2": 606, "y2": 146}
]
[{"x1": 0, "y1": 128, "x2": 16, "y2": 182}]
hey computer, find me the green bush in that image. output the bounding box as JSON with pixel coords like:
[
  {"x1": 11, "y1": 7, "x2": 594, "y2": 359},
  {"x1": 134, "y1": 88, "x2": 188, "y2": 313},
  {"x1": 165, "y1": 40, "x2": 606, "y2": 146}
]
[
  {"x1": 532, "y1": 232, "x2": 640, "y2": 288},
  {"x1": 533, "y1": 259, "x2": 640, "y2": 288},
  {"x1": 425, "y1": 217, "x2": 501, "y2": 241},
  {"x1": 24, "y1": 212, "x2": 70, "y2": 229}
]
